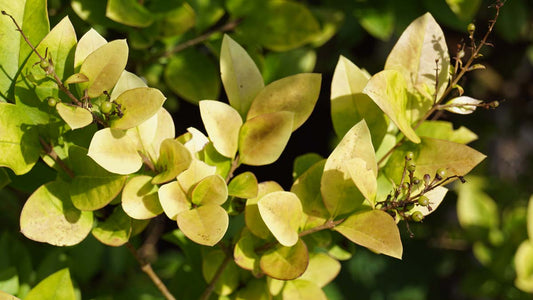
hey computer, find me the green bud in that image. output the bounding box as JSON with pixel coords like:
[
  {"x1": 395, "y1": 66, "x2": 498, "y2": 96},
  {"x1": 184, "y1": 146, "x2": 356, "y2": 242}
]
[
  {"x1": 405, "y1": 151, "x2": 414, "y2": 160},
  {"x1": 435, "y1": 168, "x2": 447, "y2": 180},
  {"x1": 407, "y1": 162, "x2": 416, "y2": 173},
  {"x1": 411, "y1": 211, "x2": 424, "y2": 222},
  {"x1": 418, "y1": 196, "x2": 429, "y2": 206},
  {"x1": 467, "y1": 23, "x2": 476, "y2": 35},
  {"x1": 100, "y1": 101, "x2": 114, "y2": 114},
  {"x1": 47, "y1": 97, "x2": 58, "y2": 107}
]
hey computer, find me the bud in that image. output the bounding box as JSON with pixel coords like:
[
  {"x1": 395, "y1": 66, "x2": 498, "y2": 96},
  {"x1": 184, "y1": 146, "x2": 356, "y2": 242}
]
[{"x1": 467, "y1": 23, "x2": 476, "y2": 35}]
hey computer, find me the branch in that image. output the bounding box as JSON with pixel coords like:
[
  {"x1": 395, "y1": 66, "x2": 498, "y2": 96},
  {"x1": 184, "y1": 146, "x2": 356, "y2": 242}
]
[
  {"x1": 199, "y1": 253, "x2": 232, "y2": 300},
  {"x1": 126, "y1": 242, "x2": 176, "y2": 300},
  {"x1": 39, "y1": 137, "x2": 75, "y2": 178}
]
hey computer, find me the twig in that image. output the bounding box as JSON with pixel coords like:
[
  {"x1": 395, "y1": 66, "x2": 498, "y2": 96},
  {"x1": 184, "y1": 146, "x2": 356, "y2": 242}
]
[
  {"x1": 225, "y1": 155, "x2": 241, "y2": 183},
  {"x1": 199, "y1": 253, "x2": 232, "y2": 300},
  {"x1": 39, "y1": 137, "x2": 75, "y2": 178},
  {"x1": 126, "y1": 242, "x2": 176, "y2": 300},
  {"x1": 138, "y1": 216, "x2": 166, "y2": 263}
]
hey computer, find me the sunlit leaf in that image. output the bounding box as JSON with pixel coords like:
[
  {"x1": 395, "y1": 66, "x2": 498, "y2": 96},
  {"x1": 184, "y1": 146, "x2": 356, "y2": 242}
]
[
  {"x1": 282, "y1": 279, "x2": 327, "y2": 300},
  {"x1": 0, "y1": 290, "x2": 19, "y2": 300},
  {"x1": 110, "y1": 70, "x2": 147, "y2": 101},
  {"x1": 20, "y1": 181, "x2": 93, "y2": 246},
  {"x1": 443, "y1": 96, "x2": 482, "y2": 115},
  {"x1": 122, "y1": 175, "x2": 162, "y2": 220},
  {"x1": 56, "y1": 103, "x2": 93, "y2": 130},
  {"x1": 24, "y1": 269, "x2": 75, "y2": 300},
  {"x1": 202, "y1": 142, "x2": 232, "y2": 179},
  {"x1": 239, "y1": 111, "x2": 294, "y2": 166},
  {"x1": 199, "y1": 100, "x2": 242, "y2": 158},
  {"x1": 415, "y1": 120, "x2": 477, "y2": 144},
  {"x1": 177, "y1": 159, "x2": 217, "y2": 193},
  {"x1": 79, "y1": 39, "x2": 128, "y2": 98},
  {"x1": 74, "y1": 28, "x2": 107, "y2": 70},
  {"x1": 346, "y1": 157, "x2": 377, "y2": 205},
  {"x1": 182, "y1": 127, "x2": 209, "y2": 155},
  {"x1": 409, "y1": 186, "x2": 448, "y2": 217},
  {"x1": 157, "y1": 181, "x2": 190, "y2": 221},
  {"x1": 191, "y1": 174, "x2": 228, "y2": 206},
  {"x1": 177, "y1": 204, "x2": 228, "y2": 246},
  {"x1": 109, "y1": 87, "x2": 166, "y2": 130},
  {"x1": 228, "y1": 171, "x2": 258, "y2": 199},
  {"x1": 245, "y1": 181, "x2": 283, "y2": 239},
  {"x1": 331, "y1": 56, "x2": 387, "y2": 147},
  {"x1": 202, "y1": 250, "x2": 239, "y2": 296},
  {"x1": 247, "y1": 73, "x2": 321, "y2": 131},
  {"x1": 259, "y1": 238, "x2": 309, "y2": 280},
  {"x1": 152, "y1": 139, "x2": 192, "y2": 184},
  {"x1": 106, "y1": 0, "x2": 154, "y2": 27},
  {"x1": 299, "y1": 252, "x2": 341, "y2": 288},
  {"x1": 385, "y1": 12, "x2": 450, "y2": 102},
  {"x1": 356, "y1": 5, "x2": 394, "y2": 41},
  {"x1": 64, "y1": 73, "x2": 89, "y2": 84},
  {"x1": 220, "y1": 34, "x2": 264, "y2": 118},
  {"x1": 258, "y1": 191, "x2": 303, "y2": 247},
  {"x1": 514, "y1": 240, "x2": 533, "y2": 293},
  {"x1": 363, "y1": 70, "x2": 421, "y2": 143},
  {"x1": 233, "y1": 229, "x2": 261, "y2": 272},
  {"x1": 92, "y1": 206, "x2": 132, "y2": 246},
  {"x1": 334, "y1": 210, "x2": 402, "y2": 259}
]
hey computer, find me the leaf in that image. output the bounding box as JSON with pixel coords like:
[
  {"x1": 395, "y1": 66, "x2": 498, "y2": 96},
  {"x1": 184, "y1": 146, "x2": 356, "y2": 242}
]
[
  {"x1": 262, "y1": 48, "x2": 317, "y2": 84},
  {"x1": 92, "y1": 206, "x2": 132, "y2": 246},
  {"x1": 259, "y1": 239, "x2": 309, "y2": 280},
  {"x1": 24, "y1": 269, "x2": 75, "y2": 300},
  {"x1": 356, "y1": 5, "x2": 394, "y2": 41},
  {"x1": 334, "y1": 210, "x2": 403, "y2": 259},
  {"x1": 110, "y1": 70, "x2": 147, "y2": 101},
  {"x1": 528, "y1": 195, "x2": 533, "y2": 241},
  {"x1": 236, "y1": 279, "x2": 269, "y2": 300},
  {"x1": 331, "y1": 56, "x2": 387, "y2": 147},
  {"x1": 157, "y1": 181, "x2": 191, "y2": 220},
  {"x1": 446, "y1": 0, "x2": 481, "y2": 21},
  {"x1": 385, "y1": 12, "x2": 450, "y2": 102},
  {"x1": 164, "y1": 50, "x2": 220, "y2": 105},
  {"x1": 456, "y1": 177, "x2": 499, "y2": 230},
  {"x1": 292, "y1": 152, "x2": 323, "y2": 180},
  {"x1": 56, "y1": 103, "x2": 93, "y2": 130},
  {"x1": 514, "y1": 240, "x2": 533, "y2": 293},
  {"x1": 258, "y1": 191, "x2": 303, "y2": 247},
  {"x1": 202, "y1": 250, "x2": 239, "y2": 296},
  {"x1": 384, "y1": 137, "x2": 486, "y2": 183},
  {"x1": 199, "y1": 100, "x2": 242, "y2": 158},
  {"x1": 299, "y1": 252, "x2": 341, "y2": 288},
  {"x1": 228, "y1": 171, "x2": 258, "y2": 199},
  {"x1": 245, "y1": 181, "x2": 283, "y2": 239},
  {"x1": 20, "y1": 181, "x2": 94, "y2": 246},
  {"x1": 321, "y1": 120, "x2": 375, "y2": 217},
  {"x1": 0, "y1": 103, "x2": 40, "y2": 175},
  {"x1": 233, "y1": 229, "x2": 261, "y2": 272},
  {"x1": 202, "y1": 142, "x2": 232, "y2": 179},
  {"x1": 0, "y1": 290, "x2": 19, "y2": 300},
  {"x1": 282, "y1": 280, "x2": 327, "y2": 300},
  {"x1": 110, "y1": 87, "x2": 166, "y2": 130},
  {"x1": 177, "y1": 204, "x2": 228, "y2": 246},
  {"x1": 121, "y1": 175, "x2": 163, "y2": 220},
  {"x1": 79, "y1": 39, "x2": 128, "y2": 98},
  {"x1": 443, "y1": 96, "x2": 483, "y2": 115},
  {"x1": 106, "y1": 0, "x2": 154, "y2": 27},
  {"x1": 363, "y1": 70, "x2": 421, "y2": 143},
  {"x1": 239, "y1": 111, "x2": 294, "y2": 166},
  {"x1": 247, "y1": 73, "x2": 321, "y2": 131},
  {"x1": 346, "y1": 157, "x2": 377, "y2": 204},
  {"x1": 187, "y1": 0, "x2": 224, "y2": 31},
  {"x1": 64, "y1": 73, "x2": 89, "y2": 84},
  {"x1": 415, "y1": 120, "x2": 477, "y2": 144},
  {"x1": 74, "y1": 28, "x2": 107, "y2": 70},
  {"x1": 177, "y1": 159, "x2": 217, "y2": 193},
  {"x1": 220, "y1": 34, "x2": 264, "y2": 118},
  {"x1": 0, "y1": 0, "x2": 48, "y2": 101},
  {"x1": 409, "y1": 186, "x2": 448, "y2": 217},
  {"x1": 152, "y1": 139, "x2": 192, "y2": 184},
  {"x1": 69, "y1": 146, "x2": 126, "y2": 211},
  {"x1": 191, "y1": 175, "x2": 228, "y2": 206},
  {"x1": 0, "y1": 168, "x2": 11, "y2": 190}
]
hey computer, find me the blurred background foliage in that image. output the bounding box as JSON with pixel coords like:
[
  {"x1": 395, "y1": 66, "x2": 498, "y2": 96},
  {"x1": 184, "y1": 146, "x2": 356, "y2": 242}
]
[{"x1": 1, "y1": 0, "x2": 533, "y2": 299}]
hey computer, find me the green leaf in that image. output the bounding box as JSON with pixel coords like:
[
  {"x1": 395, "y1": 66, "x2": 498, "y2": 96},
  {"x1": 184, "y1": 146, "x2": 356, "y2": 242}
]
[
  {"x1": 528, "y1": 195, "x2": 533, "y2": 241},
  {"x1": 106, "y1": 0, "x2": 154, "y2": 27},
  {"x1": 156, "y1": 3, "x2": 196, "y2": 38},
  {"x1": 363, "y1": 70, "x2": 421, "y2": 143},
  {"x1": 110, "y1": 70, "x2": 147, "y2": 100},
  {"x1": 245, "y1": 181, "x2": 283, "y2": 239},
  {"x1": 110, "y1": 87, "x2": 166, "y2": 130},
  {"x1": 282, "y1": 279, "x2": 327, "y2": 300},
  {"x1": 385, "y1": 12, "x2": 450, "y2": 103},
  {"x1": 164, "y1": 50, "x2": 220, "y2": 105},
  {"x1": 236, "y1": 279, "x2": 269, "y2": 300},
  {"x1": 121, "y1": 175, "x2": 162, "y2": 220},
  {"x1": 56, "y1": 103, "x2": 93, "y2": 130},
  {"x1": 446, "y1": 0, "x2": 481, "y2": 21},
  {"x1": 262, "y1": 48, "x2": 317, "y2": 84},
  {"x1": 158, "y1": 181, "x2": 191, "y2": 220},
  {"x1": 334, "y1": 210, "x2": 402, "y2": 259},
  {"x1": 201, "y1": 142, "x2": 232, "y2": 179},
  {"x1": 64, "y1": 73, "x2": 89, "y2": 84},
  {"x1": 299, "y1": 252, "x2": 341, "y2": 288},
  {"x1": 220, "y1": 34, "x2": 264, "y2": 118},
  {"x1": 24, "y1": 269, "x2": 75, "y2": 300},
  {"x1": 258, "y1": 191, "x2": 303, "y2": 247},
  {"x1": 239, "y1": 1, "x2": 320, "y2": 51},
  {"x1": 79, "y1": 39, "x2": 128, "y2": 98},
  {"x1": 259, "y1": 238, "x2": 309, "y2": 280},
  {"x1": 20, "y1": 181, "x2": 94, "y2": 246},
  {"x1": 0, "y1": 0, "x2": 48, "y2": 101},
  {"x1": 0, "y1": 168, "x2": 11, "y2": 189},
  {"x1": 456, "y1": 177, "x2": 498, "y2": 230},
  {"x1": 191, "y1": 174, "x2": 228, "y2": 206},
  {"x1": 152, "y1": 139, "x2": 192, "y2": 184},
  {"x1": 199, "y1": 100, "x2": 242, "y2": 158},
  {"x1": 74, "y1": 28, "x2": 107, "y2": 70},
  {"x1": 228, "y1": 171, "x2": 258, "y2": 199},
  {"x1": 202, "y1": 250, "x2": 239, "y2": 296},
  {"x1": 0, "y1": 103, "x2": 40, "y2": 175},
  {"x1": 247, "y1": 73, "x2": 321, "y2": 131},
  {"x1": 415, "y1": 120, "x2": 477, "y2": 144},
  {"x1": 321, "y1": 120, "x2": 375, "y2": 217},
  {"x1": 187, "y1": 0, "x2": 224, "y2": 32},
  {"x1": 292, "y1": 153, "x2": 323, "y2": 180},
  {"x1": 233, "y1": 229, "x2": 261, "y2": 272},
  {"x1": 383, "y1": 138, "x2": 486, "y2": 183},
  {"x1": 92, "y1": 206, "x2": 132, "y2": 246},
  {"x1": 514, "y1": 240, "x2": 533, "y2": 293},
  {"x1": 331, "y1": 56, "x2": 387, "y2": 147},
  {"x1": 177, "y1": 204, "x2": 228, "y2": 246},
  {"x1": 356, "y1": 5, "x2": 394, "y2": 41},
  {"x1": 0, "y1": 267, "x2": 18, "y2": 296},
  {"x1": 239, "y1": 111, "x2": 294, "y2": 166},
  {"x1": 69, "y1": 146, "x2": 126, "y2": 211},
  {"x1": 177, "y1": 159, "x2": 216, "y2": 193}
]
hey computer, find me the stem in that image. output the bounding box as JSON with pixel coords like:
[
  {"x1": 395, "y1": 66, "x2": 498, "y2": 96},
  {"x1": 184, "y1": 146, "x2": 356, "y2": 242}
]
[
  {"x1": 199, "y1": 253, "x2": 232, "y2": 300},
  {"x1": 126, "y1": 242, "x2": 176, "y2": 300},
  {"x1": 39, "y1": 137, "x2": 75, "y2": 178},
  {"x1": 225, "y1": 155, "x2": 241, "y2": 183}
]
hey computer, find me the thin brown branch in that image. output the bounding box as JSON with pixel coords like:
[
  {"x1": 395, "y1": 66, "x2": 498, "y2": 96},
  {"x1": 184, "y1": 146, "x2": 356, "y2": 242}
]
[
  {"x1": 39, "y1": 137, "x2": 75, "y2": 178},
  {"x1": 199, "y1": 253, "x2": 232, "y2": 300},
  {"x1": 138, "y1": 216, "x2": 166, "y2": 263},
  {"x1": 225, "y1": 155, "x2": 241, "y2": 184},
  {"x1": 126, "y1": 242, "x2": 176, "y2": 300}
]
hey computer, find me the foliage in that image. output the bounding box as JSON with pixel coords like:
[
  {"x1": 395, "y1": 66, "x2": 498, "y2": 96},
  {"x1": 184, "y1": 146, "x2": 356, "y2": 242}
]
[{"x1": 0, "y1": 0, "x2": 531, "y2": 299}]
